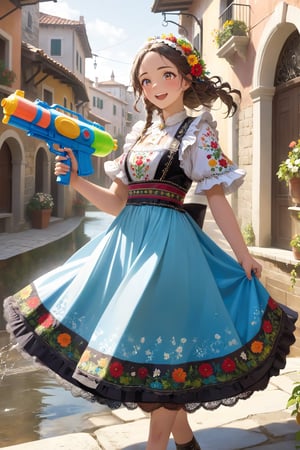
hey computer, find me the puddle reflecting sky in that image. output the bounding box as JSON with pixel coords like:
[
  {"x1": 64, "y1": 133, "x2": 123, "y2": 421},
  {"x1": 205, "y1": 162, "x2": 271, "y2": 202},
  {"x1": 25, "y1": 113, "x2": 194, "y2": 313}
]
[{"x1": 0, "y1": 367, "x2": 107, "y2": 446}]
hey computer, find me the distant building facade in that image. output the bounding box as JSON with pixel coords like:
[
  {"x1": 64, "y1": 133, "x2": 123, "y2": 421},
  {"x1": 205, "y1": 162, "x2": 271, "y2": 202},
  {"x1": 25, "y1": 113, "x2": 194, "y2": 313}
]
[{"x1": 0, "y1": 3, "x2": 91, "y2": 231}]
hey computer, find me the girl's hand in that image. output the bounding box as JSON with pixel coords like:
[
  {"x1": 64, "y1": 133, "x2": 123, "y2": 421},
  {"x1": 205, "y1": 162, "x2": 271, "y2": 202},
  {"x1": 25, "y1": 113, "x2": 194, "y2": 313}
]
[
  {"x1": 239, "y1": 254, "x2": 262, "y2": 280},
  {"x1": 54, "y1": 147, "x2": 78, "y2": 180}
]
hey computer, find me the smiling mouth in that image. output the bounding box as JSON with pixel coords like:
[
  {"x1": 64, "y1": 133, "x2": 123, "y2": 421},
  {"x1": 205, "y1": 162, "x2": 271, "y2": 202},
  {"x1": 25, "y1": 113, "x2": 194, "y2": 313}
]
[{"x1": 155, "y1": 93, "x2": 168, "y2": 101}]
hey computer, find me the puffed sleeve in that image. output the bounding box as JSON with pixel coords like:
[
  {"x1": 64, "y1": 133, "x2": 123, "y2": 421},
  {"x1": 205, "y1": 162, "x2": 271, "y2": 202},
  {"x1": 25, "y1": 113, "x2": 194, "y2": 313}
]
[
  {"x1": 104, "y1": 120, "x2": 145, "y2": 184},
  {"x1": 179, "y1": 111, "x2": 245, "y2": 195}
]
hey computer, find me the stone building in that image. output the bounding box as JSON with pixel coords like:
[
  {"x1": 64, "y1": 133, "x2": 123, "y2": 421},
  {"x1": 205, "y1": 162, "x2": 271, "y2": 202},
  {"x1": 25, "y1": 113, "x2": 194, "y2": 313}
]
[
  {"x1": 152, "y1": 0, "x2": 300, "y2": 354},
  {"x1": 0, "y1": 2, "x2": 90, "y2": 229}
]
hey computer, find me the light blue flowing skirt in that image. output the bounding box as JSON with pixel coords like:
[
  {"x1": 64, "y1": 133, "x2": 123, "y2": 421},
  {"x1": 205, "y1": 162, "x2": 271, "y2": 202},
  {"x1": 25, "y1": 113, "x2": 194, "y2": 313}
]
[{"x1": 4, "y1": 204, "x2": 296, "y2": 411}]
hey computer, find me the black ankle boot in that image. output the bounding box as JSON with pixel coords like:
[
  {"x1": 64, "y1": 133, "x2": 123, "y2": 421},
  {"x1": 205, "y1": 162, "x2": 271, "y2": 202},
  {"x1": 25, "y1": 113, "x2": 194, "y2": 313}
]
[{"x1": 175, "y1": 435, "x2": 201, "y2": 450}]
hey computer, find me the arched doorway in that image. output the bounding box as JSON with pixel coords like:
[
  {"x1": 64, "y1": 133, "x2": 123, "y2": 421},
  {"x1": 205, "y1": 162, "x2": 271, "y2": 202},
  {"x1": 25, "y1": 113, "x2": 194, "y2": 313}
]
[
  {"x1": 0, "y1": 142, "x2": 12, "y2": 214},
  {"x1": 272, "y1": 30, "x2": 300, "y2": 249},
  {"x1": 35, "y1": 147, "x2": 49, "y2": 193}
]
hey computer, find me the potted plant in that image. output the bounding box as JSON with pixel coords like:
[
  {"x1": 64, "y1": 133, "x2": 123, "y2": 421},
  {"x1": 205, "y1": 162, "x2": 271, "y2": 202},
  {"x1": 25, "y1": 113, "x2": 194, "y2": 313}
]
[
  {"x1": 214, "y1": 19, "x2": 248, "y2": 48},
  {"x1": 290, "y1": 234, "x2": 300, "y2": 260},
  {"x1": 242, "y1": 223, "x2": 255, "y2": 246},
  {"x1": 0, "y1": 59, "x2": 16, "y2": 87},
  {"x1": 27, "y1": 192, "x2": 54, "y2": 229},
  {"x1": 286, "y1": 382, "x2": 300, "y2": 448},
  {"x1": 277, "y1": 139, "x2": 300, "y2": 204}
]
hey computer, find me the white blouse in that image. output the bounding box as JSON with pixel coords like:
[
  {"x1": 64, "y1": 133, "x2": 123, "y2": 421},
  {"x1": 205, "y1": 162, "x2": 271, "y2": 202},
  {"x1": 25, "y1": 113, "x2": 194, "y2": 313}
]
[{"x1": 104, "y1": 109, "x2": 245, "y2": 195}]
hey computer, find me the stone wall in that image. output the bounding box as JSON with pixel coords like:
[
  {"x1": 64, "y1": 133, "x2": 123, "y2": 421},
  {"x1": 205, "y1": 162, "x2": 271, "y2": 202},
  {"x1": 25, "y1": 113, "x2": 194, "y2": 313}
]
[
  {"x1": 238, "y1": 106, "x2": 253, "y2": 229},
  {"x1": 256, "y1": 255, "x2": 300, "y2": 356}
]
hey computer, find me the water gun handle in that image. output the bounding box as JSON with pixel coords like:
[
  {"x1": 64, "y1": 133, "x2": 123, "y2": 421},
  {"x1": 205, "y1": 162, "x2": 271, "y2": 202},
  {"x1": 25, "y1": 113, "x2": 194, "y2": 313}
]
[{"x1": 50, "y1": 144, "x2": 71, "y2": 185}]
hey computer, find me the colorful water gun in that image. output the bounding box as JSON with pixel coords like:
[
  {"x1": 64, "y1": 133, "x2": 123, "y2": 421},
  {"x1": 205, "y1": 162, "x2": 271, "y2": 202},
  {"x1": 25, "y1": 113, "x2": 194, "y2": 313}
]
[{"x1": 1, "y1": 90, "x2": 117, "y2": 185}]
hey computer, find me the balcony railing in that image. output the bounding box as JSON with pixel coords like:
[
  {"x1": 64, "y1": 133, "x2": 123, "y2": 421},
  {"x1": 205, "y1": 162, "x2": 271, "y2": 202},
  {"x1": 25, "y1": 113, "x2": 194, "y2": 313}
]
[
  {"x1": 219, "y1": 2, "x2": 250, "y2": 29},
  {"x1": 216, "y1": 3, "x2": 250, "y2": 63}
]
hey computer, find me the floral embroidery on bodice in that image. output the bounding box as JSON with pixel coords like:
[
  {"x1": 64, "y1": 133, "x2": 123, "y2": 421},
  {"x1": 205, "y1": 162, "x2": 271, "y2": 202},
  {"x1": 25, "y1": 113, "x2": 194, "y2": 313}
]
[
  {"x1": 124, "y1": 120, "x2": 178, "y2": 182},
  {"x1": 104, "y1": 110, "x2": 246, "y2": 195},
  {"x1": 127, "y1": 148, "x2": 163, "y2": 181}
]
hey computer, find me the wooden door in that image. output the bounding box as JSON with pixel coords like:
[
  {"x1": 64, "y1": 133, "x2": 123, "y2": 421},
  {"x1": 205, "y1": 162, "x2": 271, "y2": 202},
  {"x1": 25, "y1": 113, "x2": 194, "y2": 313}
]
[{"x1": 272, "y1": 82, "x2": 300, "y2": 249}]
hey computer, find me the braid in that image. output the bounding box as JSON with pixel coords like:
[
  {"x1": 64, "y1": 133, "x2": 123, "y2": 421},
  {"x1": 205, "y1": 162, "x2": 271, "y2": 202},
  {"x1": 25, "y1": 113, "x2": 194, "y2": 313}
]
[
  {"x1": 142, "y1": 100, "x2": 156, "y2": 135},
  {"x1": 133, "y1": 92, "x2": 163, "y2": 136}
]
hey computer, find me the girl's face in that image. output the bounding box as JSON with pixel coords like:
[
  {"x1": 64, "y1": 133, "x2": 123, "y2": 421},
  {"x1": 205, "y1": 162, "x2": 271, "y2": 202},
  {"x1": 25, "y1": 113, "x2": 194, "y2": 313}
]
[{"x1": 138, "y1": 51, "x2": 190, "y2": 118}]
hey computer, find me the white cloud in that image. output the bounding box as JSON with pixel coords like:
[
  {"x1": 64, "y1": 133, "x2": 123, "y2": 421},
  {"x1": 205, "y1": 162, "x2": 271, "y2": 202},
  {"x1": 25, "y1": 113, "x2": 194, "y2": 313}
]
[
  {"x1": 87, "y1": 19, "x2": 126, "y2": 46},
  {"x1": 40, "y1": 1, "x2": 80, "y2": 20},
  {"x1": 85, "y1": 20, "x2": 131, "y2": 84}
]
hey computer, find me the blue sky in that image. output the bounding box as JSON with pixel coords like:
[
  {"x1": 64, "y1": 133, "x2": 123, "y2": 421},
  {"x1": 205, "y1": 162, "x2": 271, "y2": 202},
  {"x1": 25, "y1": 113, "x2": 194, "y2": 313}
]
[{"x1": 40, "y1": 0, "x2": 178, "y2": 85}]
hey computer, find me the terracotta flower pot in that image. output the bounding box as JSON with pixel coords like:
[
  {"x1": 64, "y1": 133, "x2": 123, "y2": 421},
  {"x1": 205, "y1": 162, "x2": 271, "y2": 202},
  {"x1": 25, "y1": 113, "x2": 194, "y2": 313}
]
[
  {"x1": 31, "y1": 209, "x2": 52, "y2": 229},
  {"x1": 289, "y1": 178, "x2": 300, "y2": 205},
  {"x1": 292, "y1": 247, "x2": 300, "y2": 260}
]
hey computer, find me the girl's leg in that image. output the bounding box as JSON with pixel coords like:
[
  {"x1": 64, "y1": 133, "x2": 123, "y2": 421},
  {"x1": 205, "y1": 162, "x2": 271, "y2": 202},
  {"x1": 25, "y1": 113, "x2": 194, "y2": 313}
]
[
  {"x1": 171, "y1": 409, "x2": 193, "y2": 444},
  {"x1": 171, "y1": 409, "x2": 201, "y2": 450},
  {"x1": 146, "y1": 407, "x2": 178, "y2": 450}
]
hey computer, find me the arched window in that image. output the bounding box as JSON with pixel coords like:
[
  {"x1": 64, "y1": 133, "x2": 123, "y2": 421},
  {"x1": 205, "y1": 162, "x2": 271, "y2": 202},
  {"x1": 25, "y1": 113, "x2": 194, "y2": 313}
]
[{"x1": 274, "y1": 30, "x2": 300, "y2": 86}]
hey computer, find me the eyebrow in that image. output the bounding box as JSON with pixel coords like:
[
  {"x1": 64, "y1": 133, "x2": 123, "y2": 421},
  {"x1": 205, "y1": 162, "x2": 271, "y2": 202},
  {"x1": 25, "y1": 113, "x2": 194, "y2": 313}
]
[{"x1": 139, "y1": 65, "x2": 174, "y2": 79}]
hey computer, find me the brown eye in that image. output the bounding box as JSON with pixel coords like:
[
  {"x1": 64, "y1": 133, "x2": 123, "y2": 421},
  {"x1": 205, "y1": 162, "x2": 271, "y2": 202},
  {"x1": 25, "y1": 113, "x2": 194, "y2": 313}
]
[
  {"x1": 141, "y1": 78, "x2": 151, "y2": 86},
  {"x1": 163, "y1": 71, "x2": 176, "y2": 80}
]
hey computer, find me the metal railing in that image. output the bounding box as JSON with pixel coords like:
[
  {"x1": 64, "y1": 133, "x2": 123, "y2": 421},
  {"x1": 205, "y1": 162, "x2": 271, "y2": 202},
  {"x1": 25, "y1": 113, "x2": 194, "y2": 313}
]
[{"x1": 219, "y1": 3, "x2": 250, "y2": 29}]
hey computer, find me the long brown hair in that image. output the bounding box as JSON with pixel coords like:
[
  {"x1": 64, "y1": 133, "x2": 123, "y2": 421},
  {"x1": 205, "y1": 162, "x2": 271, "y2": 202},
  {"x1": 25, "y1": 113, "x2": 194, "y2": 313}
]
[{"x1": 131, "y1": 40, "x2": 241, "y2": 134}]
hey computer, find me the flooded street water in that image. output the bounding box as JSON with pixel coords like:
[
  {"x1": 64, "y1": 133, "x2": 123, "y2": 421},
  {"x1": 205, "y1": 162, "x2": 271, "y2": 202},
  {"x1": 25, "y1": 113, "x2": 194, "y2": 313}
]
[{"x1": 0, "y1": 211, "x2": 115, "y2": 447}]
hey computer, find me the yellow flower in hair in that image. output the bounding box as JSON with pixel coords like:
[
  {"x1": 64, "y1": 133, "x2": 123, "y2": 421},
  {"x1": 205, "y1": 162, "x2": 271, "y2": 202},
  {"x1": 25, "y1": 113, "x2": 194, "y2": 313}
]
[{"x1": 187, "y1": 54, "x2": 198, "y2": 66}]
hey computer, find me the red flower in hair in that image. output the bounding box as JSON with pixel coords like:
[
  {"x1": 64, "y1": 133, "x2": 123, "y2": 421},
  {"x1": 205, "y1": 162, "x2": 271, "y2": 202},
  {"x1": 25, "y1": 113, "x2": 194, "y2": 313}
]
[
  {"x1": 166, "y1": 35, "x2": 177, "y2": 43},
  {"x1": 191, "y1": 64, "x2": 203, "y2": 77}
]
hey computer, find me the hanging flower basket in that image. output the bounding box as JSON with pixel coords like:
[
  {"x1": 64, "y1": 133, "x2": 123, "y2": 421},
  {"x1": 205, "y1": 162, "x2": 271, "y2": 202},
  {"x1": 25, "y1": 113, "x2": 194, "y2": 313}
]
[{"x1": 214, "y1": 20, "x2": 248, "y2": 49}]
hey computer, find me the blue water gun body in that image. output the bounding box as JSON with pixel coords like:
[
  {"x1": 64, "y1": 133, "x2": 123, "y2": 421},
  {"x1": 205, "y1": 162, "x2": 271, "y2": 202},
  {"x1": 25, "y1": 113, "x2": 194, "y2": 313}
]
[{"x1": 1, "y1": 90, "x2": 117, "y2": 185}]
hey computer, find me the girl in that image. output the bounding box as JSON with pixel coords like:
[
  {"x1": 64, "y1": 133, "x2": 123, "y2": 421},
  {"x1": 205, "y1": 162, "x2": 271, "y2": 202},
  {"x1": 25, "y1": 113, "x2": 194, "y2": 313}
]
[{"x1": 4, "y1": 34, "x2": 296, "y2": 450}]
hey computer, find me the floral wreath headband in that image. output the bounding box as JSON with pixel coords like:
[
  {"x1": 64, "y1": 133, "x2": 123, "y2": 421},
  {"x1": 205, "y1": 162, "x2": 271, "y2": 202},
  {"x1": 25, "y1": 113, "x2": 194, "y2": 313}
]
[{"x1": 147, "y1": 33, "x2": 207, "y2": 81}]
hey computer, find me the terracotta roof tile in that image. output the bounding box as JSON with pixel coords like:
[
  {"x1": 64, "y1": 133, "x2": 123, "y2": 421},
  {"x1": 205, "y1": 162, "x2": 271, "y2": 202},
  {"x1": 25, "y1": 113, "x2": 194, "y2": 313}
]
[{"x1": 39, "y1": 12, "x2": 82, "y2": 26}]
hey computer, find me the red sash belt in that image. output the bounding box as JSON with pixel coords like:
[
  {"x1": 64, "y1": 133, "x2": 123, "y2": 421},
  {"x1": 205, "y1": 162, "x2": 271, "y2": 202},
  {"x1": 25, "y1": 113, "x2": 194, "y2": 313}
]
[{"x1": 127, "y1": 181, "x2": 186, "y2": 210}]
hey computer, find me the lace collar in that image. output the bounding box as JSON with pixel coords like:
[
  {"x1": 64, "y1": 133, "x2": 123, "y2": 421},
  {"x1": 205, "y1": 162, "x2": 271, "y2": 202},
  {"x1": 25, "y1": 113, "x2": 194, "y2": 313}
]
[{"x1": 160, "y1": 110, "x2": 188, "y2": 129}]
